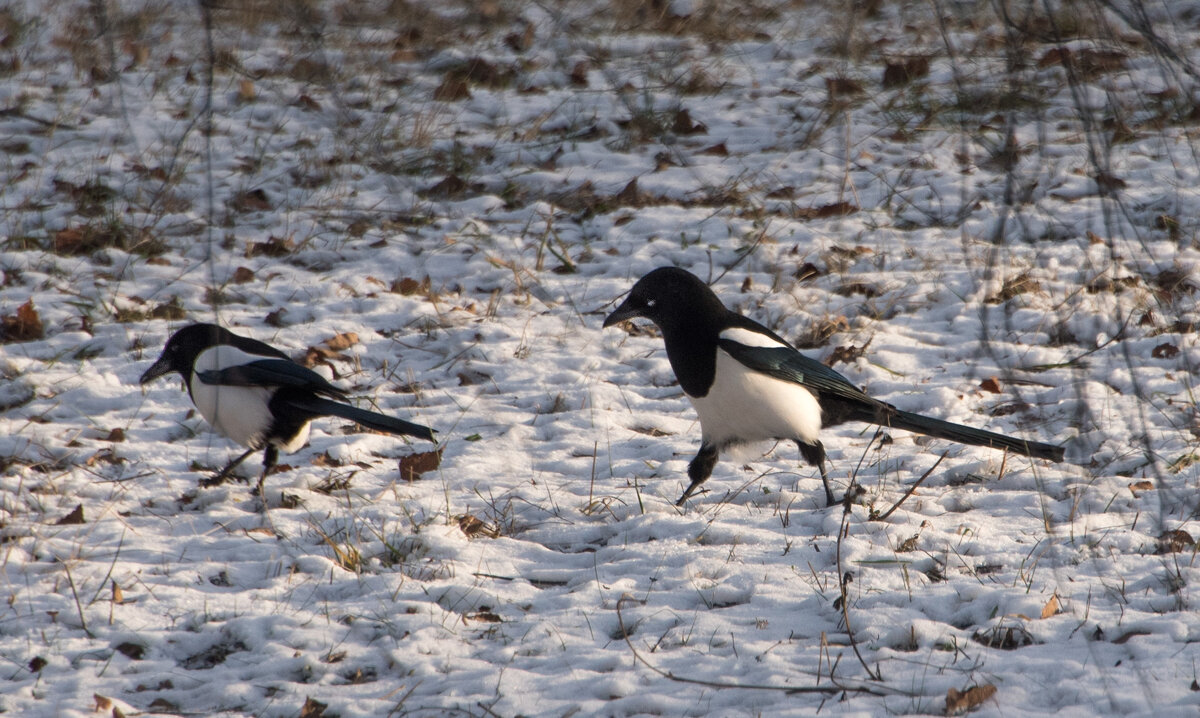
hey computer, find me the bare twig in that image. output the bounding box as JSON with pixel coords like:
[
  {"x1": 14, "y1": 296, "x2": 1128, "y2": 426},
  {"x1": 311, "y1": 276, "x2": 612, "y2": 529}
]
[
  {"x1": 614, "y1": 595, "x2": 897, "y2": 696},
  {"x1": 870, "y1": 452, "x2": 948, "y2": 523},
  {"x1": 834, "y1": 487, "x2": 881, "y2": 681}
]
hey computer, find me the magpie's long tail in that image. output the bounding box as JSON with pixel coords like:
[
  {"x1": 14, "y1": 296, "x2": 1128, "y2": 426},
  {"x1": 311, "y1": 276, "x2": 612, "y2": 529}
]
[
  {"x1": 886, "y1": 409, "x2": 1064, "y2": 462},
  {"x1": 290, "y1": 397, "x2": 436, "y2": 442}
]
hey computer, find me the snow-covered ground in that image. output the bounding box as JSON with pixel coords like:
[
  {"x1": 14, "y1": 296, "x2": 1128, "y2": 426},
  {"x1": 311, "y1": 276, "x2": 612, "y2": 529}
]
[{"x1": 1, "y1": 0, "x2": 1198, "y2": 715}]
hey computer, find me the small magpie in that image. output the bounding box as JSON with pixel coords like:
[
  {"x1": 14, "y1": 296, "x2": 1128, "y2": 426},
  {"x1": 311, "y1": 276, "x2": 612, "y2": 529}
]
[
  {"x1": 140, "y1": 323, "x2": 435, "y2": 500},
  {"x1": 603, "y1": 267, "x2": 1065, "y2": 507}
]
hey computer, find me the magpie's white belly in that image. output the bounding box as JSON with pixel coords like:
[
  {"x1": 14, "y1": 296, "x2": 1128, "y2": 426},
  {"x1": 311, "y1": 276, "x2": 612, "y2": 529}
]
[
  {"x1": 189, "y1": 346, "x2": 309, "y2": 453},
  {"x1": 688, "y1": 348, "x2": 822, "y2": 449}
]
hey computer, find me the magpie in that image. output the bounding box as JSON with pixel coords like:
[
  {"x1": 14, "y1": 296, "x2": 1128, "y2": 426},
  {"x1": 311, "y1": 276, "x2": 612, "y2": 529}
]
[
  {"x1": 139, "y1": 323, "x2": 435, "y2": 500},
  {"x1": 603, "y1": 267, "x2": 1065, "y2": 507}
]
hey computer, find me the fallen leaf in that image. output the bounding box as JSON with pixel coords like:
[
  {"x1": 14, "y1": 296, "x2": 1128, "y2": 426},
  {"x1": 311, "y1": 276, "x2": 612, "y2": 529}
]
[
  {"x1": 613, "y1": 178, "x2": 642, "y2": 207},
  {"x1": 231, "y1": 266, "x2": 255, "y2": 284},
  {"x1": 1156, "y1": 529, "x2": 1195, "y2": 554},
  {"x1": 245, "y1": 235, "x2": 293, "y2": 257},
  {"x1": 1152, "y1": 342, "x2": 1179, "y2": 359},
  {"x1": 979, "y1": 377, "x2": 1002, "y2": 394},
  {"x1": 433, "y1": 75, "x2": 470, "y2": 101},
  {"x1": 2, "y1": 299, "x2": 44, "y2": 342},
  {"x1": 294, "y1": 94, "x2": 321, "y2": 111},
  {"x1": 464, "y1": 610, "x2": 502, "y2": 623},
  {"x1": 945, "y1": 684, "x2": 996, "y2": 715},
  {"x1": 1112, "y1": 629, "x2": 1151, "y2": 644},
  {"x1": 671, "y1": 107, "x2": 705, "y2": 134},
  {"x1": 882, "y1": 56, "x2": 930, "y2": 88},
  {"x1": 94, "y1": 694, "x2": 112, "y2": 711},
  {"x1": 569, "y1": 60, "x2": 589, "y2": 86},
  {"x1": 1040, "y1": 594, "x2": 1060, "y2": 619},
  {"x1": 55, "y1": 504, "x2": 85, "y2": 525},
  {"x1": 423, "y1": 174, "x2": 470, "y2": 199},
  {"x1": 399, "y1": 447, "x2": 443, "y2": 481},
  {"x1": 1128, "y1": 480, "x2": 1155, "y2": 495},
  {"x1": 230, "y1": 188, "x2": 271, "y2": 213},
  {"x1": 323, "y1": 332, "x2": 358, "y2": 351},
  {"x1": 104, "y1": 428, "x2": 125, "y2": 442},
  {"x1": 237, "y1": 78, "x2": 255, "y2": 101},
  {"x1": 299, "y1": 696, "x2": 328, "y2": 718},
  {"x1": 392, "y1": 277, "x2": 429, "y2": 295},
  {"x1": 825, "y1": 76, "x2": 863, "y2": 96},
  {"x1": 457, "y1": 513, "x2": 500, "y2": 538},
  {"x1": 792, "y1": 202, "x2": 858, "y2": 220},
  {"x1": 114, "y1": 642, "x2": 144, "y2": 659}
]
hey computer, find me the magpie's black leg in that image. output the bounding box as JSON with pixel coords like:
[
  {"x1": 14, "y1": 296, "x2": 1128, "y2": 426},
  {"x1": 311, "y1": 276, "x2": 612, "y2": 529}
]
[
  {"x1": 678, "y1": 443, "x2": 719, "y2": 506},
  {"x1": 201, "y1": 448, "x2": 257, "y2": 488},
  {"x1": 255, "y1": 445, "x2": 278, "y2": 509},
  {"x1": 797, "y1": 440, "x2": 835, "y2": 507}
]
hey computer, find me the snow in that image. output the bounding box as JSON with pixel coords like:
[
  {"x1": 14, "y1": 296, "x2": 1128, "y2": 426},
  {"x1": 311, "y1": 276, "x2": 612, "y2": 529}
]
[{"x1": 1, "y1": 0, "x2": 1199, "y2": 716}]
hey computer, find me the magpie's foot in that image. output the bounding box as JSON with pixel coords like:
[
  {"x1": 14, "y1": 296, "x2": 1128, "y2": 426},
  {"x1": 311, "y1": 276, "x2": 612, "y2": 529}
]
[
  {"x1": 675, "y1": 481, "x2": 705, "y2": 507},
  {"x1": 837, "y1": 483, "x2": 866, "y2": 509},
  {"x1": 200, "y1": 474, "x2": 230, "y2": 488},
  {"x1": 201, "y1": 472, "x2": 251, "y2": 488}
]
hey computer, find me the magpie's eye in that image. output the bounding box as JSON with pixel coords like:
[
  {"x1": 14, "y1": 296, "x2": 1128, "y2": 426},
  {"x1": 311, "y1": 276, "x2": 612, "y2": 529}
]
[{"x1": 644, "y1": 298, "x2": 657, "y2": 308}]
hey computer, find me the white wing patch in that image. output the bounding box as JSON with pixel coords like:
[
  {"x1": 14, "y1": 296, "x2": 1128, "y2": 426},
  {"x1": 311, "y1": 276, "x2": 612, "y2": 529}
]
[
  {"x1": 689, "y1": 346, "x2": 822, "y2": 449},
  {"x1": 189, "y1": 345, "x2": 310, "y2": 452},
  {"x1": 718, "y1": 326, "x2": 790, "y2": 349}
]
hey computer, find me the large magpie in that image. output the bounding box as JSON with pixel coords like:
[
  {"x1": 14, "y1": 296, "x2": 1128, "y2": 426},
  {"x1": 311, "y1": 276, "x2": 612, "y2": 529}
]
[
  {"x1": 140, "y1": 323, "x2": 435, "y2": 500},
  {"x1": 603, "y1": 267, "x2": 1065, "y2": 507}
]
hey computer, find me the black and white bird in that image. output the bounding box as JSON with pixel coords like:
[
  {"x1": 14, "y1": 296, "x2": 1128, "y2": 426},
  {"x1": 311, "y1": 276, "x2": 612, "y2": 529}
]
[
  {"x1": 140, "y1": 323, "x2": 435, "y2": 499},
  {"x1": 603, "y1": 267, "x2": 1065, "y2": 507}
]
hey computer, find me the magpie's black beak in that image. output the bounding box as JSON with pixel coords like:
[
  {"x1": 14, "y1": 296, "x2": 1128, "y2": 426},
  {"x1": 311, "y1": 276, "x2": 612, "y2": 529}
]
[
  {"x1": 139, "y1": 354, "x2": 173, "y2": 384},
  {"x1": 602, "y1": 299, "x2": 641, "y2": 328}
]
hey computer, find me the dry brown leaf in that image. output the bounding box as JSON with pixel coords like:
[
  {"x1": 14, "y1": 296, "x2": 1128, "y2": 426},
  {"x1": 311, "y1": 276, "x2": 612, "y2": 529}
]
[
  {"x1": 464, "y1": 610, "x2": 502, "y2": 623},
  {"x1": 979, "y1": 377, "x2": 1002, "y2": 394},
  {"x1": 323, "y1": 332, "x2": 358, "y2": 351},
  {"x1": 104, "y1": 428, "x2": 125, "y2": 442},
  {"x1": 399, "y1": 447, "x2": 443, "y2": 481},
  {"x1": 793, "y1": 201, "x2": 859, "y2": 220},
  {"x1": 1152, "y1": 342, "x2": 1180, "y2": 359},
  {"x1": 1156, "y1": 529, "x2": 1195, "y2": 554},
  {"x1": 312, "y1": 451, "x2": 343, "y2": 468},
  {"x1": 457, "y1": 513, "x2": 500, "y2": 538},
  {"x1": 1112, "y1": 629, "x2": 1151, "y2": 645},
  {"x1": 112, "y1": 580, "x2": 124, "y2": 605},
  {"x1": 299, "y1": 696, "x2": 328, "y2": 718},
  {"x1": 54, "y1": 504, "x2": 85, "y2": 525},
  {"x1": 230, "y1": 188, "x2": 271, "y2": 213},
  {"x1": 392, "y1": 277, "x2": 429, "y2": 295},
  {"x1": 237, "y1": 78, "x2": 255, "y2": 101},
  {"x1": 1040, "y1": 594, "x2": 1060, "y2": 619},
  {"x1": 231, "y1": 266, "x2": 255, "y2": 284},
  {"x1": 433, "y1": 75, "x2": 471, "y2": 101},
  {"x1": 94, "y1": 694, "x2": 112, "y2": 711},
  {"x1": 2, "y1": 299, "x2": 44, "y2": 342},
  {"x1": 1128, "y1": 480, "x2": 1155, "y2": 495},
  {"x1": 945, "y1": 684, "x2": 996, "y2": 716},
  {"x1": 245, "y1": 234, "x2": 293, "y2": 257}
]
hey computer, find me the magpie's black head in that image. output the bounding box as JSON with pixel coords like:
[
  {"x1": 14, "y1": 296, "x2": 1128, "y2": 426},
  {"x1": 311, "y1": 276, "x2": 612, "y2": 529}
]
[
  {"x1": 603, "y1": 267, "x2": 727, "y2": 335},
  {"x1": 139, "y1": 323, "x2": 232, "y2": 384}
]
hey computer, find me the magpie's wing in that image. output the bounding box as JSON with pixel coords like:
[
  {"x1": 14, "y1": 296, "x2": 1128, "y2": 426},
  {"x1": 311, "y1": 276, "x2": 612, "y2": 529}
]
[
  {"x1": 196, "y1": 359, "x2": 347, "y2": 399},
  {"x1": 718, "y1": 337, "x2": 1066, "y2": 461},
  {"x1": 717, "y1": 338, "x2": 882, "y2": 407}
]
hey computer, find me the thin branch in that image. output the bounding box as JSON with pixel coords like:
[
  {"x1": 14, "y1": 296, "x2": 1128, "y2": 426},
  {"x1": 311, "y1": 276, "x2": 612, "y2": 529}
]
[
  {"x1": 834, "y1": 487, "x2": 881, "y2": 681},
  {"x1": 870, "y1": 452, "x2": 948, "y2": 523},
  {"x1": 614, "y1": 595, "x2": 898, "y2": 697}
]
